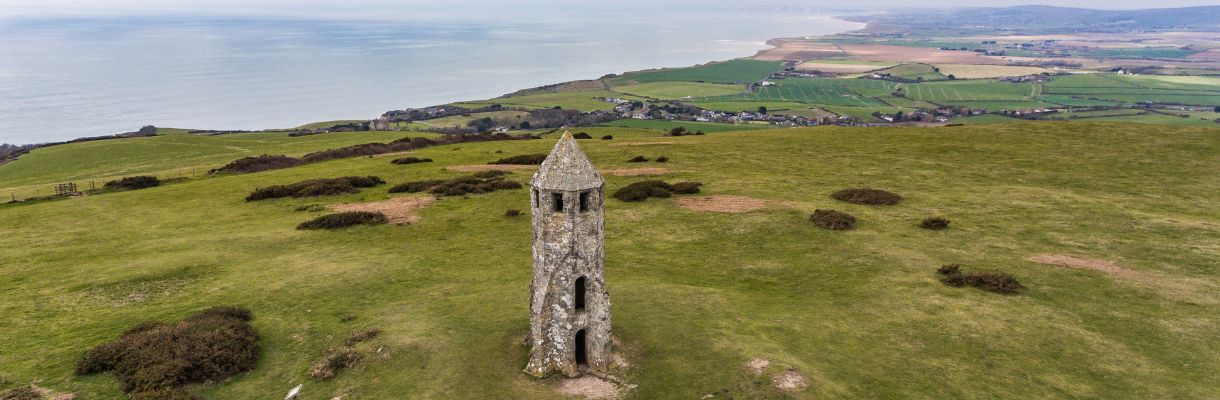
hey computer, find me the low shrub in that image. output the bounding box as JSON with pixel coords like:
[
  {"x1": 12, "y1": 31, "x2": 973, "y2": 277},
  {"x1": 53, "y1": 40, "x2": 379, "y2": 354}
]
[
  {"x1": 310, "y1": 349, "x2": 362, "y2": 381},
  {"x1": 388, "y1": 179, "x2": 446, "y2": 193},
  {"x1": 74, "y1": 306, "x2": 259, "y2": 398},
  {"x1": 128, "y1": 388, "x2": 199, "y2": 400},
  {"x1": 695, "y1": 130, "x2": 705, "y2": 135},
  {"x1": 430, "y1": 178, "x2": 522, "y2": 197},
  {"x1": 295, "y1": 204, "x2": 326, "y2": 212},
  {"x1": 670, "y1": 181, "x2": 702, "y2": 194},
  {"x1": 210, "y1": 154, "x2": 304, "y2": 174},
  {"x1": 246, "y1": 176, "x2": 384, "y2": 201},
  {"x1": 297, "y1": 211, "x2": 388, "y2": 230},
  {"x1": 572, "y1": 132, "x2": 593, "y2": 139},
  {"x1": 103, "y1": 176, "x2": 161, "y2": 191},
  {"x1": 612, "y1": 180, "x2": 672, "y2": 202},
  {"x1": 601, "y1": 135, "x2": 613, "y2": 140},
  {"x1": 391, "y1": 156, "x2": 433, "y2": 165},
  {"x1": 810, "y1": 209, "x2": 856, "y2": 230},
  {"x1": 654, "y1": 156, "x2": 669, "y2": 163},
  {"x1": 938, "y1": 265, "x2": 1023, "y2": 294},
  {"x1": 667, "y1": 127, "x2": 688, "y2": 136},
  {"x1": 489, "y1": 153, "x2": 547, "y2": 165},
  {"x1": 345, "y1": 328, "x2": 382, "y2": 346},
  {"x1": 921, "y1": 216, "x2": 950, "y2": 230},
  {"x1": 627, "y1": 156, "x2": 650, "y2": 163},
  {"x1": 505, "y1": 209, "x2": 522, "y2": 217},
  {"x1": 471, "y1": 170, "x2": 511, "y2": 179},
  {"x1": 831, "y1": 188, "x2": 903, "y2": 205}
]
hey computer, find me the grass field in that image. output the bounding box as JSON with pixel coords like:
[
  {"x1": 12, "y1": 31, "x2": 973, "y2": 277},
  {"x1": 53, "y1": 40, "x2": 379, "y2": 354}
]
[
  {"x1": 597, "y1": 119, "x2": 776, "y2": 133},
  {"x1": 699, "y1": 78, "x2": 895, "y2": 107},
  {"x1": 617, "y1": 59, "x2": 783, "y2": 84},
  {"x1": 874, "y1": 63, "x2": 947, "y2": 81},
  {"x1": 1, "y1": 122, "x2": 1217, "y2": 399},
  {"x1": 933, "y1": 64, "x2": 1051, "y2": 79},
  {"x1": 611, "y1": 82, "x2": 745, "y2": 99},
  {"x1": 476, "y1": 90, "x2": 646, "y2": 111},
  {"x1": 412, "y1": 111, "x2": 533, "y2": 129},
  {"x1": 691, "y1": 101, "x2": 818, "y2": 113}
]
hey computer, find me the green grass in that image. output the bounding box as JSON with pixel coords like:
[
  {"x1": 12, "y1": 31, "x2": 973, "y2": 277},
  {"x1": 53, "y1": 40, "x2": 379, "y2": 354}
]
[
  {"x1": 874, "y1": 63, "x2": 948, "y2": 81},
  {"x1": 489, "y1": 90, "x2": 645, "y2": 111},
  {"x1": 0, "y1": 130, "x2": 426, "y2": 197},
  {"x1": 412, "y1": 111, "x2": 532, "y2": 129},
  {"x1": 946, "y1": 114, "x2": 1022, "y2": 124},
  {"x1": 611, "y1": 82, "x2": 746, "y2": 99},
  {"x1": 691, "y1": 101, "x2": 816, "y2": 112},
  {"x1": 1080, "y1": 47, "x2": 1199, "y2": 59},
  {"x1": 597, "y1": 119, "x2": 776, "y2": 133},
  {"x1": 292, "y1": 120, "x2": 366, "y2": 130},
  {"x1": 617, "y1": 59, "x2": 783, "y2": 84},
  {"x1": 1, "y1": 122, "x2": 1218, "y2": 399},
  {"x1": 1043, "y1": 74, "x2": 1220, "y2": 106},
  {"x1": 904, "y1": 80, "x2": 1039, "y2": 105},
  {"x1": 819, "y1": 105, "x2": 912, "y2": 122},
  {"x1": 700, "y1": 78, "x2": 895, "y2": 107}
]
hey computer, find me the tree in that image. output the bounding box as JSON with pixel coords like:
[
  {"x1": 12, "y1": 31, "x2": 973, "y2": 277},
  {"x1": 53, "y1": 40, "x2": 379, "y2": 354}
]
[
  {"x1": 947, "y1": 74, "x2": 956, "y2": 80},
  {"x1": 519, "y1": 121, "x2": 531, "y2": 130},
  {"x1": 669, "y1": 126, "x2": 688, "y2": 136},
  {"x1": 757, "y1": 106, "x2": 767, "y2": 115},
  {"x1": 894, "y1": 111, "x2": 905, "y2": 121},
  {"x1": 1214, "y1": 106, "x2": 1220, "y2": 113}
]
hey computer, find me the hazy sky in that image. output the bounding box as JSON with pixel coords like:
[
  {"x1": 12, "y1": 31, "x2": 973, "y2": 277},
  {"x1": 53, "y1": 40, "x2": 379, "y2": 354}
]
[{"x1": 2, "y1": 0, "x2": 1219, "y2": 19}]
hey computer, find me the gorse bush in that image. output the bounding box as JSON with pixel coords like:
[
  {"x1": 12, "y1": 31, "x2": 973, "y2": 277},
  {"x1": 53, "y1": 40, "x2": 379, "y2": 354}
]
[
  {"x1": 471, "y1": 170, "x2": 511, "y2": 179},
  {"x1": 831, "y1": 188, "x2": 903, "y2": 205},
  {"x1": 613, "y1": 180, "x2": 672, "y2": 202},
  {"x1": 104, "y1": 176, "x2": 161, "y2": 191},
  {"x1": 505, "y1": 209, "x2": 522, "y2": 217},
  {"x1": 74, "y1": 306, "x2": 259, "y2": 399},
  {"x1": 655, "y1": 156, "x2": 669, "y2": 163},
  {"x1": 938, "y1": 265, "x2": 1023, "y2": 294},
  {"x1": 389, "y1": 173, "x2": 522, "y2": 197},
  {"x1": 212, "y1": 134, "x2": 536, "y2": 174},
  {"x1": 388, "y1": 179, "x2": 447, "y2": 194},
  {"x1": 921, "y1": 216, "x2": 950, "y2": 230},
  {"x1": 572, "y1": 132, "x2": 593, "y2": 139},
  {"x1": 670, "y1": 181, "x2": 703, "y2": 194},
  {"x1": 627, "y1": 155, "x2": 650, "y2": 163},
  {"x1": 601, "y1": 135, "x2": 613, "y2": 140},
  {"x1": 810, "y1": 209, "x2": 856, "y2": 230},
  {"x1": 210, "y1": 154, "x2": 304, "y2": 174},
  {"x1": 245, "y1": 176, "x2": 384, "y2": 201},
  {"x1": 297, "y1": 211, "x2": 388, "y2": 230},
  {"x1": 390, "y1": 156, "x2": 433, "y2": 165},
  {"x1": 489, "y1": 153, "x2": 547, "y2": 165}
]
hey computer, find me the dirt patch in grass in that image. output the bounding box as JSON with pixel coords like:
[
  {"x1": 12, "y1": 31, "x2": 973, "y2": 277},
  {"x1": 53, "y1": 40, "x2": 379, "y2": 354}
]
[
  {"x1": 0, "y1": 385, "x2": 75, "y2": 400},
  {"x1": 446, "y1": 164, "x2": 536, "y2": 173},
  {"x1": 772, "y1": 369, "x2": 809, "y2": 392},
  {"x1": 1027, "y1": 254, "x2": 1133, "y2": 276},
  {"x1": 744, "y1": 358, "x2": 771, "y2": 375},
  {"x1": 676, "y1": 195, "x2": 770, "y2": 213},
  {"x1": 331, "y1": 196, "x2": 436, "y2": 225},
  {"x1": 608, "y1": 141, "x2": 673, "y2": 146},
  {"x1": 557, "y1": 376, "x2": 621, "y2": 400},
  {"x1": 604, "y1": 168, "x2": 670, "y2": 177}
]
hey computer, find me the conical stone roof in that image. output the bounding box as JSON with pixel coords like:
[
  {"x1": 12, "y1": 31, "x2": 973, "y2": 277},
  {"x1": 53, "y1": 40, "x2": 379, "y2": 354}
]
[{"x1": 529, "y1": 131, "x2": 603, "y2": 191}]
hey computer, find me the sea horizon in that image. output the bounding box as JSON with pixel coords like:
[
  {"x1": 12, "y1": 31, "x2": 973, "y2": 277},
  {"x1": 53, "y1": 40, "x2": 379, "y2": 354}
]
[{"x1": 0, "y1": 9, "x2": 863, "y2": 145}]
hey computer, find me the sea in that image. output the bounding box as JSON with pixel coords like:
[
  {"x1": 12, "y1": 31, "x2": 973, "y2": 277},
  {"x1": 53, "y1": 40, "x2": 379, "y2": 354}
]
[{"x1": 0, "y1": 5, "x2": 861, "y2": 144}]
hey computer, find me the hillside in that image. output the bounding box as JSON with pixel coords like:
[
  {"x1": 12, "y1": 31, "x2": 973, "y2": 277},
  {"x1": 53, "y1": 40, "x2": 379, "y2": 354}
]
[
  {"x1": 1, "y1": 122, "x2": 1217, "y2": 399},
  {"x1": 851, "y1": 5, "x2": 1220, "y2": 34}
]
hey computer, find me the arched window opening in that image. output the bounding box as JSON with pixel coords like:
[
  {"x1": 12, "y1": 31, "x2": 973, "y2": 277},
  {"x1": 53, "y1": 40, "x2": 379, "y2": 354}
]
[
  {"x1": 575, "y1": 329, "x2": 587, "y2": 366},
  {"x1": 552, "y1": 192, "x2": 564, "y2": 212},
  {"x1": 574, "y1": 276, "x2": 586, "y2": 310}
]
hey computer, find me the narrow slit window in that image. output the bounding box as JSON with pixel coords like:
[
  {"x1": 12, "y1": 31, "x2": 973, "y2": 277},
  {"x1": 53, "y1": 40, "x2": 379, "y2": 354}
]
[
  {"x1": 574, "y1": 276, "x2": 586, "y2": 310},
  {"x1": 553, "y1": 192, "x2": 564, "y2": 212},
  {"x1": 579, "y1": 191, "x2": 589, "y2": 212},
  {"x1": 533, "y1": 189, "x2": 539, "y2": 208}
]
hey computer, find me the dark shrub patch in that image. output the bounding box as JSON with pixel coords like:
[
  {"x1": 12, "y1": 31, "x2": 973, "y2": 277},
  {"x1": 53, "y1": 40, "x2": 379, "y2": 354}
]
[
  {"x1": 388, "y1": 179, "x2": 446, "y2": 194},
  {"x1": 810, "y1": 209, "x2": 856, "y2": 230},
  {"x1": 391, "y1": 156, "x2": 433, "y2": 165},
  {"x1": 345, "y1": 328, "x2": 382, "y2": 346},
  {"x1": 310, "y1": 349, "x2": 362, "y2": 380},
  {"x1": 601, "y1": 135, "x2": 613, "y2": 140},
  {"x1": 297, "y1": 211, "x2": 388, "y2": 230},
  {"x1": 831, "y1": 188, "x2": 903, "y2": 205},
  {"x1": 695, "y1": 130, "x2": 705, "y2": 135},
  {"x1": 104, "y1": 176, "x2": 161, "y2": 191},
  {"x1": 74, "y1": 306, "x2": 259, "y2": 398},
  {"x1": 295, "y1": 204, "x2": 326, "y2": 212},
  {"x1": 505, "y1": 209, "x2": 522, "y2": 217},
  {"x1": 938, "y1": 265, "x2": 1023, "y2": 294},
  {"x1": 655, "y1": 156, "x2": 669, "y2": 163},
  {"x1": 613, "y1": 180, "x2": 672, "y2": 202},
  {"x1": 668, "y1": 127, "x2": 688, "y2": 136},
  {"x1": 471, "y1": 170, "x2": 511, "y2": 179},
  {"x1": 210, "y1": 154, "x2": 304, "y2": 174},
  {"x1": 490, "y1": 153, "x2": 547, "y2": 165},
  {"x1": 671, "y1": 181, "x2": 703, "y2": 194},
  {"x1": 627, "y1": 155, "x2": 650, "y2": 163},
  {"x1": 921, "y1": 216, "x2": 950, "y2": 230},
  {"x1": 246, "y1": 176, "x2": 384, "y2": 201},
  {"x1": 572, "y1": 132, "x2": 593, "y2": 139}
]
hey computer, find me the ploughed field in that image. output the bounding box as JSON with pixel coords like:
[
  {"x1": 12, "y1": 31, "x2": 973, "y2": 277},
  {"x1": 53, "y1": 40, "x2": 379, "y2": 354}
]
[{"x1": 0, "y1": 122, "x2": 1218, "y2": 399}]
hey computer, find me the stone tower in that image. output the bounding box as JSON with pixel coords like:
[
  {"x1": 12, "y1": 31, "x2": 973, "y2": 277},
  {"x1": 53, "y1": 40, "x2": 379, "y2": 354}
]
[{"x1": 525, "y1": 131, "x2": 612, "y2": 378}]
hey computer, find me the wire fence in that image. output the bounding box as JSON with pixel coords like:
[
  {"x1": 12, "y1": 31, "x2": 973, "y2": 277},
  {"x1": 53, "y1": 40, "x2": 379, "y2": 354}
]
[{"x1": 2, "y1": 167, "x2": 207, "y2": 204}]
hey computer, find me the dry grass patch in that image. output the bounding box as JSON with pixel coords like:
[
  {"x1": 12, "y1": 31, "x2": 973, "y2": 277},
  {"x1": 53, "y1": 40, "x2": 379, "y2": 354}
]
[
  {"x1": 331, "y1": 196, "x2": 436, "y2": 225},
  {"x1": 744, "y1": 358, "x2": 771, "y2": 375},
  {"x1": 604, "y1": 168, "x2": 670, "y2": 177},
  {"x1": 556, "y1": 376, "x2": 621, "y2": 400},
  {"x1": 1027, "y1": 254, "x2": 1133, "y2": 276},
  {"x1": 446, "y1": 164, "x2": 536, "y2": 173},
  {"x1": 676, "y1": 195, "x2": 769, "y2": 213},
  {"x1": 772, "y1": 369, "x2": 810, "y2": 392}
]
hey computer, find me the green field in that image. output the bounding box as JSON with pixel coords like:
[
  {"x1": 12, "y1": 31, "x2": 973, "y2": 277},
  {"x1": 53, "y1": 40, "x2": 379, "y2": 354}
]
[
  {"x1": 699, "y1": 78, "x2": 895, "y2": 107},
  {"x1": 474, "y1": 90, "x2": 646, "y2": 111},
  {"x1": 693, "y1": 101, "x2": 824, "y2": 113},
  {"x1": 412, "y1": 110, "x2": 533, "y2": 129},
  {"x1": 1080, "y1": 47, "x2": 1199, "y2": 59},
  {"x1": 617, "y1": 59, "x2": 783, "y2": 84},
  {"x1": 904, "y1": 80, "x2": 1039, "y2": 105},
  {"x1": 611, "y1": 82, "x2": 746, "y2": 99},
  {"x1": 874, "y1": 63, "x2": 948, "y2": 81},
  {"x1": 597, "y1": 119, "x2": 776, "y2": 133},
  {"x1": 2, "y1": 122, "x2": 1218, "y2": 399},
  {"x1": 1043, "y1": 74, "x2": 1220, "y2": 107}
]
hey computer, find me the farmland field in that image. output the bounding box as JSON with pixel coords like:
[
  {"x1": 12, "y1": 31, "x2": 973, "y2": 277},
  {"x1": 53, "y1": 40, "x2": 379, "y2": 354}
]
[
  {"x1": 490, "y1": 90, "x2": 646, "y2": 111},
  {"x1": 597, "y1": 119, "x2": 775, "y2": 133},
  {"x1": 612, "y1": 82, "x2": 745, "y2": 99},
  {"x1": 699, "y1": 78, "x2": 893, "y2": 107},
  {"x1": 933, "y1": 64, "x2": 1051, "y2": 79},
  {"x1": 874, "y1": 63, "x2": 947, "y2": 81},
  {"x1": 412, "y1": 111, "x2": 533, "y2": 129},
  {"x1": 616, "y1": 59, "x2": 783, "y2": 84},
  {"x1": 2, "y1": 123, "x2": 1218, "y2": 399},
  {"x1": 689, "y1": 101, "x2": 814, "y2": 112}
]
